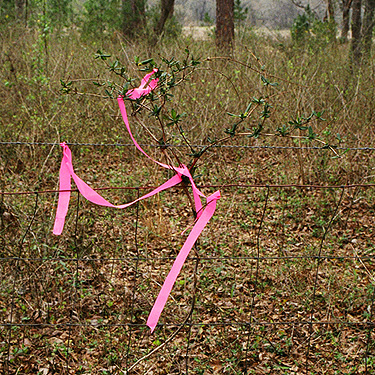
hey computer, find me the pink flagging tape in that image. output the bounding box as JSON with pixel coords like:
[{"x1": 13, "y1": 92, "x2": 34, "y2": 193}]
[
  {"x1": 53, "y1": 70, "x2": 220, "y2": 332},
  {"x1": 52, "y1": 142, "x2": 183, "y2": 235},
  {"x1": 146, "y1": 190, "x2": 220, "y2": 332}
]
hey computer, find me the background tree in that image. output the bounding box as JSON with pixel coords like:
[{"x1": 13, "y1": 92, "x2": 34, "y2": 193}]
[
  {"x1": 341, "y1": 0, "x2": 352, "y2": 42},
  {"x1": 122, "y1": 0, "x2": 146, "y2": 37},
  {"x1": 325, "y1": 0, "x2": 335, "y2": 21},
  {"x1": 216, "y1": 0, "x2": 234, "y2": 49},
  {"x1": 362, "y1": 0, "x2": 375, "y2": 56},
  {"x1": 350, "y1": 0, "x2": 362, "y2": 65},
  {"x1": 154, "y1": 0, "x2": 175, "y2": 36}
]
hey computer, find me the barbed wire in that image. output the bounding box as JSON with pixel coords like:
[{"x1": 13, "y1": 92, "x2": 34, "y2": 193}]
[{"x1": 1, "y1": 140, "x2": 375, "y2": 151}]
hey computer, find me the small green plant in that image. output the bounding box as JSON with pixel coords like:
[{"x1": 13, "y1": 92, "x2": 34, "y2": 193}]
[
  {"x1": 234, "y1": 0, "x2": 248, "y2": 24},
  {"x1": 291, "y1": 8, "x2": 312, "y2": 43},
  {"x1": 291, "y1": 6, "x2": 336, "y2": 47},
  {"x1": 203, "y1": 12, "x2": 214, "y2": 26}
]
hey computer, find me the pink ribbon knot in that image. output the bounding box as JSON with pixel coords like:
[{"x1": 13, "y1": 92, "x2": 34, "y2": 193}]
[{"x1": 53, "y1": 70, "x2": 220, "y2": 332}]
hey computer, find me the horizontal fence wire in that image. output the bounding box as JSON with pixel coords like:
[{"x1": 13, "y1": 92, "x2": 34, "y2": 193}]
[
  {"x1": 3, "y1": 183, "x2": 375, "y2": 196},
  {"x1": 1, "y1": 140, "x2": 375, "y2": 151},
  {"x1": 1, "y1": 144, "x2": 375, "y2": 374},
  {"x1": 1, "y1": 321, "x2": 374, "y2": 328},
  {"x1": 1, "y1": 255, "x2": 375, "y2": 261}
]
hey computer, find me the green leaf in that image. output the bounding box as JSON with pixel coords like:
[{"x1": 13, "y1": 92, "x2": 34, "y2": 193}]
[
  {"x1": 252, "y1": 97, "x2": 265, "y2": 104},
  {"x1": 105, "y1": 89, "x2": 113, "y2": 98},
  {"x1": 307, "y1": 125, "x2": 317, "y2": 140},
  {"x1": 244, "y1": 102, "x2": 252, "y2": 115},
  {"x1": 261, "y1": 75, "x2": 278, "y2": 87},
  {"x1": 95, "y1": 50, "x2": 111, "y2": 60},
  {"x1": 139, "y1": 58, "x2": 154, "y2": 66},
  {"x1": 261, "y1": 75, "x2": 269, "y2": 85},
  {"x1": 260, "y1": 103, "x2": 271, "y2": 119},
  {"x1": 151, "y1": 104, "x2": 162, "y2": 117},
  {"x1": 60, "y1": 79, "x2": 73, "y2": 94},
  {"x1": 191, "y1": 56, "x2": 201, "y2": 66},
  {"x1": 313, "y1": 110, "x2": 326, "y2": 121},
  {"x1": 227, "y1": 112, "x2": 240, "y2": 117},
  {"x1": 277, "y1": 124, "x2": 289, "y2": 136},
  {"x1": 224, "y1": 121, "x2": 240, "y2": 136}
]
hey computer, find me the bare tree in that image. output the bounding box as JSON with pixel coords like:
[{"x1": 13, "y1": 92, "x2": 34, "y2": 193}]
[
  {"x1": 350, "y1": 0, "x2": 362, "y2": 64},
  {"x1": 216, "y1": 0, "x2": 234, "y2": 50},
  {"x1": 325, "y1": 0, "x2": 335, "y2": 21},
  {"x1": 362, "y1": 0, "x2": 375, "y2": 56},
  {"x1": 154, "y1": 0, "x2": 175, "y2": 36},
  {"x1": 341, "y1": 0, "x2": 353, "y2": 42}
]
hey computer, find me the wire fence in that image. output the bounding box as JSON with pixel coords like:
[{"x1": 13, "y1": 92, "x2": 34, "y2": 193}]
[
  {"x1": 1, "y1": 144, "x2": 375, "y2": 374},
  {"x1": 2, "y1": 140, "x2": 375, "y2": 151}
]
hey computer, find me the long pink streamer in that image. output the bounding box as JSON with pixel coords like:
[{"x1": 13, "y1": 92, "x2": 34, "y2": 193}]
[
  {"x1": 53, "y1": 142, "x2": 183, "y2": 235},
  {"x1": 146, "y1": 190, "x2": 220, "y2": 332},
  {"x1": 53, "y1": 69, "x2": 220, "y2": 332}
]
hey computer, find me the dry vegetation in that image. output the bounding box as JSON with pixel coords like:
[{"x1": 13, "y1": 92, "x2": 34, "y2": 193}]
[{"x1": 1, "y1": 25, "x2": 375, "y2": 374}]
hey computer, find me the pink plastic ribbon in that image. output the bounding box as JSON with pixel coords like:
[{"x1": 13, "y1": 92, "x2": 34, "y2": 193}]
[
  {"x1": 53, "y1": 143, "x2": 184, "y2": 235},
  {"x1": 53, "y1": 69, "x2": 220, "y2": 332}
]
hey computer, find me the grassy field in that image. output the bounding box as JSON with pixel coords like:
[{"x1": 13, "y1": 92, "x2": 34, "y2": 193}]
[{"x1": 1, "y1": 26, "x2": 375, "y2": 374}]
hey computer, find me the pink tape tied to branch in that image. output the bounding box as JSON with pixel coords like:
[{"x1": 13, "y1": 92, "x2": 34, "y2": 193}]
[{"x1": 53, "y1": 69, "x2": 220, "y2": 332}]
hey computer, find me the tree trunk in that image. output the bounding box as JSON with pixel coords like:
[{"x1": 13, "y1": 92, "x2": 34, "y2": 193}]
[
  {"x1": 362, "y1": 0, "x2": 375, "y2": 56},
  {"x1": 341, "y1": 0, "x2": 352, "y2": 42},
  {"x1": 326, "y1": 0, "x2": 335, "y2": 21},
  {"x1": 351, "y1": 0, "x2": 363, "y2": 64},
  {"x1": 216, "y1": 0, "x2": 234, "y2": 50},
  {"x1": 154, "y1": 0, "x2": 175, "y2": 36},
  {"x1": 122, "y1": 0, "x2": 146, "y2": 38}
]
